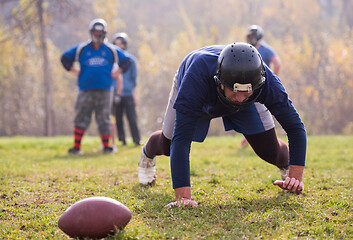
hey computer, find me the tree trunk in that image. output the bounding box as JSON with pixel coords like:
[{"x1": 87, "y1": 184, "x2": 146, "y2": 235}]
[{"x1": 37, "y1": 0, "x2": 54, "y2": 136}]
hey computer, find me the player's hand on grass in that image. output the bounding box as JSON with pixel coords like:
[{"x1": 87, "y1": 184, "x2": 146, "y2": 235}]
[
  {"x1": 167, "y1": 187, "x2": 198, "y2": 208},
  {"x1": 273, "y1": 177, "x2": 304, "y2": 193},
  {"x1": 165, "y1": 198, "x2": 198, "y2": 208},
  {"x1": 274, "y1": 165, "x2": 304, "y2": 193}
]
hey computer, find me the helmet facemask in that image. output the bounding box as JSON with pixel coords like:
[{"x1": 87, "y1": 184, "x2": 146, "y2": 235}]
[
  {"x1": 246, "y1": 33, "x2": 259, "y2": 47},
  {"x1": 214, "y1": 75, "x2": 264, "y2": 112},
  {"x1": 89, "y1": 19, "x2": 107, "y2": 44},
  {"x1": 113, "y1": 32, "x2": 129, "y2": 50},
  {"x1": 246, "y1": 25, "x2": 264, "y2": 47}
]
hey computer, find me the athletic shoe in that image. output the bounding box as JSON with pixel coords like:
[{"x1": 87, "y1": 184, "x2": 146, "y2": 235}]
[
  {"x1": 280, "y1": 166, "x2": 289, "y2": 180},
  {"x1": 103, "y1": 146, "x2": 114, "y2": 154},
  {"x1": 138, "y1": 149, "x2": 156, "y2": 185},
  {"x1": 112, "y1": 145, "x2": 118, "y2": 153},
  {"x1": 68, "y1": 147, "x2": 83, "y2": 155}
]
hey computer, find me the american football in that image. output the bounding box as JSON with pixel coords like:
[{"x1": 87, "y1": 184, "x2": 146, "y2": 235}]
[{"x1": 58, "y1": 196, "x2": 132, "y2": 239}]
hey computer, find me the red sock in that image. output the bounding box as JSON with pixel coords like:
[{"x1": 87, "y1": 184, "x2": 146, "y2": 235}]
[
  {"x1": 101, "y1": 135, "x2": 111, "y2": 148},
  {"x1": 74, "y1": 127, "x2": 85, "y2": 149}
]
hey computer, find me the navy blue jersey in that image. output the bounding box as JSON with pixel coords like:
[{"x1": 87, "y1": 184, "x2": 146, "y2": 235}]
[
  {"x1": 257, "y1": 44, "x2": 276, "y2": 67},
  {"x1": 170, "y1": 45, "x2": 306, "y2": 189},
  {"x1": 174, "y1": 45, "x2": 294, "y2": 119},
  {"x1": 61, "y1": 41, "x2": 130, "y2": 91}
]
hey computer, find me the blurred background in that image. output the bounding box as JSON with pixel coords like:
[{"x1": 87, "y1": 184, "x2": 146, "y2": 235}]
[{"x1": 0, "y1": 0, "x2": 352, "y2": 137}]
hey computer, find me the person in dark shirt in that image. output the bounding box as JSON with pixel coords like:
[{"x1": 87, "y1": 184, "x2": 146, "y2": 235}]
[
  {"x1": 246, "y1": 25, "x2": 281, "y2": 75},
  {"x1": 138, "y1": 43, "x2": 306, "y2": 207}
]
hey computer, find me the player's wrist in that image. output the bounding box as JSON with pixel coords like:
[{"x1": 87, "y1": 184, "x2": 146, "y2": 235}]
[
  {"x1": 174, "y1": 186, "x2": 191, "y2": 200},
  {"x1": 288, "y1": 165, "x2": 304, "y2": 181}
]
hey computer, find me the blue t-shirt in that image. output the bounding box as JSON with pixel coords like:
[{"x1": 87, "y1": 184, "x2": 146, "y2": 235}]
[
  {"x1": 170, "y1": 45, "x2": 306, "y2": 189},
  {"x1": 61, "y1": 41, "x2": 130, "y2": 91},
  {"x1": 257, "y1": 44, "x2": 276, "y2": 67},
  {"x1": 121, "y1": 54, "x2": 137, "y2": 96}
]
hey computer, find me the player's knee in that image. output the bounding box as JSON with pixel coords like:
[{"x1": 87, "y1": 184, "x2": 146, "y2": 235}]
[{"x1": 146, "y1": 130, "x2": 171, "y2": 156}]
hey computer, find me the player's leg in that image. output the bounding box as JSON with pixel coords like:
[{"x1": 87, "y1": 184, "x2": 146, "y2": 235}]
[
  {"x1": 224, "y1": 103, "x2": 288, "y2": 179},
  {"x1": 95, "y1": 90, "x2": 114, "y2": 153},
  {"x1": 110, "y1": 114, "x2": 118, "y2": 152},
  {"x1": 138, "y1": 72, "x2": 178, "y2": 184},
  {"x1": 244, "y1": 128, "x2": 289, "y2": 168},
  {"x1": 144, "y1": 130, "x2": 171, "y2": 157},
  {"x1": 138, "y1": 117, "x2": 173, "y2": 185},
  {"x1": 244, "y1": 128, "x2": 289, "y2": 179},
  {"x1": 125, "y1": 96, "x2": 141, "y2": 146},
  {"x1": 115, "y1": 97, "x2": 126, "y2": 145},
  {"x1": 69, "y1": 90, "x2": 94, "y2": 154}
]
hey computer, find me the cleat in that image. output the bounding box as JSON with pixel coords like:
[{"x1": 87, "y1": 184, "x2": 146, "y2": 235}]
[
  {"x1": 103, "y1": 146, "x2": 114, "y2": 154},
  {"x1": 68, "y1": 147, "x2": 83, "y2": 155},
  {"x1": 280, "y1": 166, "x2": 289, "y2": 180},
  {"x1": 138, "y1": 149, "x2": 156, "y2": 185}
]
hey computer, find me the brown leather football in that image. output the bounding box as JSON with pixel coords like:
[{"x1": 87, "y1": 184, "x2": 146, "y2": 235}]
[{"x1": 58, "y1": 196, "x2": 132, "y2": 239}]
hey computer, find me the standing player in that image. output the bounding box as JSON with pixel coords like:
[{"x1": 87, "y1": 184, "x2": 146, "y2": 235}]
[
  {"x1": 246, "y1": 25, "x2": 281, "y2": 75},
  {"x1": 112, "y1": 32, "x2": 141, "y2": 146},
  {"x1": 61, "y1": 18, "x2": 130, "y2": 154},
  {"x1": 138, "y1": 43, "x2": 306, "y2": 207}
]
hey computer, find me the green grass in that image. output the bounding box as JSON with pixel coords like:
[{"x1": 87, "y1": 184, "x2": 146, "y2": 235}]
[{"x1": 0, "y1": 135, "x2": 352, "y2": 239}]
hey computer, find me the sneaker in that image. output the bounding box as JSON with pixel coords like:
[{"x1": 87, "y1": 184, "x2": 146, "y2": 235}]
[
  {"x1": 138, "y1": 148, "x2": 156, "y2": 185},
  {"x1": 280, "y1": 166, "x2": 289, "y2": 180},
  {"x1": 103, "y1": 146, "x2": 114, "y2": 154},
  {"x1": 68, "y1": 147, "x2": 83, "y2": 155},
  {"x1": 112, "y1": 145, "x2": 118, "y2": 153}
]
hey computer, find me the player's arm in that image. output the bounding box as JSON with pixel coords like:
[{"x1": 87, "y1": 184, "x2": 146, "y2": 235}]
[
  {"x1": 131, "y1": 59, "x2": 138, "y2": 104},
  {"x1": 261, "y1": 67, "x2": 306, "y2": 193},
  {"x1": 111, "y1": 63, "x2": 123, "y2": 95},
  {"x1": 166, "y1": 110, "x2": 199, "y2": 208},
  {"x1": 116, "y1": 73, "x2": 123, "y2": 96},
  {"x1": 273, "y1": 105, "x2": 306, "y2": 193},
  {"x1": 70, "y1": 67, "x2": 80, "y2": 76},
  {"x1": 116, "y1": 47, "x2": 131, "y2": 73},
  {"x1": 61, "y1": 46, "x2": 79, "y2": 75}
]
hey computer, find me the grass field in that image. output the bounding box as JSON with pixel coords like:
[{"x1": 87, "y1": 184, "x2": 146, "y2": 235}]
[{"x1": 0, "y1": 135, "x2": 352, "y2": 239}]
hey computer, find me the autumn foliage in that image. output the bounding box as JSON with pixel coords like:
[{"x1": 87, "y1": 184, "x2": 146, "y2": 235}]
[{"x1": 0, "y1": 0, "x2": 352, "y2": 136}]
